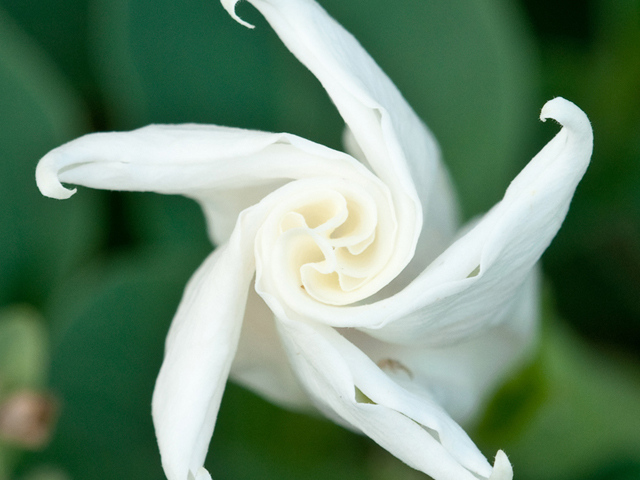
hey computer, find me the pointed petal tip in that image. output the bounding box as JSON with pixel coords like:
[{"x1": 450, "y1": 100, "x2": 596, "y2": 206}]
[
  {"x1": 488, "y1": 450, "x2": 513, "y2": 480},
  {"x1": 221, "y1": 0, "x2": 255, "y2": 29},
  {"x1": 35, "y1": 154, "x2": 77, "y2": 200},
  {"x1": 540, "y1": 97, "x2": 591, "y2": 138},
  {"x1": 187, "y1": 467, "x2": 213, "y2": 480},
  {"x1": 195, "y1": 467, "x2": 213, "y2": 480}
]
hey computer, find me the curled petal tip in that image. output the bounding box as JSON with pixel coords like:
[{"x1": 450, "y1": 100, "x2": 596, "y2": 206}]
[
  {"x1": 540, "y1": 97, "x2": 591, "y2": 137},
  {"x1": 220, "y1": 0, "x2": 255, "y2": 28},
  {"x1": 488, "y1": 450, "x2": 513, "y2": 480},
  {"x1": 35, "y1": 154, "x2": 76, "y2": 200}
]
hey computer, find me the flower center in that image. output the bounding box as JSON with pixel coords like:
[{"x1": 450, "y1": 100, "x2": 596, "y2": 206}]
[{"x1": 256, "y1": 178, "x2": 397, "y2": 306}]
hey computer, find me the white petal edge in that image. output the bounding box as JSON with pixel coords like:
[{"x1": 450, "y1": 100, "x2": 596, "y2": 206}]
[
  {"x1": 188, "y1": 467, "x2": 213, "y2": 480},
  {"x1": 220, "y1": 0, "x2": 255, "y2": 28}
]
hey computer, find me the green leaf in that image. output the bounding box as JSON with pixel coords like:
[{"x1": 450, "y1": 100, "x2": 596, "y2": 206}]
[
  {"x1": 538, "y1": 0, "x2": 640, "y2": 354},
  {"x1": 474, "y1": 352, "x2": 548, "y2": 446},
  {"x1": 0, "y1": 7, "x2": 102, "y2": 306},
  {"x1": 0, "y1": 306, "x2": 50, "y2": 480},
  {"x1": 480, "y1": 319, "x2": 640, "y2": 480},
  {"x1": 90, "y1": 0, "x2": 278, "y2": 130},
  {"x1": 38, "y1": 248, "x2": 203, "y2": 480},
  {"x1": 0, "y1": 0, "x2": 94, "y2": 97},
  {"x1": 0, "y1": 306, "x2": 49, "y2": 396},
  {"x1": 208, "y1": 384, "x2": 371, "y2": 480},
  {"x1": 120, "y1": 192, "x2": 212, "y2": 260}
]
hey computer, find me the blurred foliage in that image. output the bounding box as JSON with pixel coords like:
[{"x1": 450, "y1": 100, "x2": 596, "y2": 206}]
[
  {"x1": 0, "y1": 307, "x2": 50, "y2": 479},
  {"x1": 0, "y1": 5, "x2": 101, "y2": 309},
  {"x1": 0, "y1": 307, "x2": 48, "y2": 393},
  {"x1": 505, "y1": 318, "x2": 640, "y2": 480},
  {"x1": 521, "y1": 0, "x2": 640, "y2": 356},
  {"x1": 0, "y1": 0, "x2": 102, "y2": 123},
  {"x1": 35, "y1": 250, "x2": 195, "y2": 480},
  {"x1": 0, "y1": 0, "x2": 638, "y2": 479},
  {"x1": 476, "y1": 293, "x2": 640, "y2": 480}
]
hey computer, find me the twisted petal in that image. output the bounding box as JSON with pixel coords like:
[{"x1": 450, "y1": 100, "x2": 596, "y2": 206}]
[
  {"x1": 366, "y1": 97, "x2": 592, "y2": 343},
  {"x1": 225, "y1": 0, "x2": 459, "y2": 272},
  {"x1": 268, "y1": 98, "x2": 592, "y2": 346},
  {"x1": 271, "y1": 310, "x2": 511, "y2": 480}
]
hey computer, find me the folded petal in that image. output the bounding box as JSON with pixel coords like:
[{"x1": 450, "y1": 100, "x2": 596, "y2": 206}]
[
  {"x1": 366, "y1": 97, "x2": 592, "y2": 344},
  {"x1": 229, "y1": 287, "x2": 311, "y2": 411},
  {"x1": 152, "y1": 204, "x2": 264, "y2": 480},
  {"x1": 35, "y1": 124, "x2": 379, "y2": 245},
  {"x1": 153, "y1": 171, "x2": 398, "y2": 478},
  {"x1": 271, "y1": 310, "x2": 510, "y2": 480},
  {"x1": 344, "y1": 269, "x2": 539, "y2": 425}
]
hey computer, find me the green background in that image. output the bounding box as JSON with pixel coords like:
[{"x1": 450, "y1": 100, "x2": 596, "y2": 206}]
[{"x1": 0, "y1": 0, "x2": 639, "y2": 479}]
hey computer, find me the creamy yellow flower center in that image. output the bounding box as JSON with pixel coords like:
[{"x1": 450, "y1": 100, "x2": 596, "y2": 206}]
[{"x1": 256, "y1": 178, "x2": 397, "y2": 306}]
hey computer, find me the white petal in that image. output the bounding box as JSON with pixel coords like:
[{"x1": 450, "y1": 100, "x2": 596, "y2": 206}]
[
  {"x1": 344, "y1": 269, "x2": 539, "y2": 425},
  {"x1": 229, "y1": 287, "x2": 311, "y2": 411},
  {"x1": 272, "y1": 313, "x2": 503, "y2": 480},
  {"x1": 36, "y1": 124, "x2": 281, "y2": 198},
  {"x1": 489, "y1": 451, "x2": 513, "y2": 480},
  {"x1": 153, "y1": 171, "x2": 395, "y2": 479},
  {"x1": 231, "y1": 0, "x2": 435, "y2": 193},
  {"x1": 152, "y1": 204, "x2": 263, "y2": 480},
  {"x1": 342, "y1": 125, "x2": 459, "y2": 297},
  {"x1": 188, "y1": 468, "x2": 213, "y2": 480},
  {"x1": 35, "y1": 124, "x2": 379, "y2": 245},
  {"x1": 366, "y1": 97, "x2": 592, "y2": 343}
]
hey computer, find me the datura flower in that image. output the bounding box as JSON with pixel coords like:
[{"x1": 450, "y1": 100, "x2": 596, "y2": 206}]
[{"x1": 35, "y1": 0, "x2": 592, "y2": 479}]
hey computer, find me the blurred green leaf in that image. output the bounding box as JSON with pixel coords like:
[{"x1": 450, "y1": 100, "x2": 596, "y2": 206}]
[
  {"x1": 18, "y1": 466, "x2": 71, "y2": 480},
  {"x1": 208, "y1": 383, "x2": 371, "y2": 480},
  {"x1": 37, "y1": 247, "x2": 204, "y2": 480},
  {"x1": 475, "y1": 351, "x2": 548, "y2": 446},
  {"x1": 89, "y1": 0, "x2": 540, "y2": 217},
  {"x1": 121, "y1": 192, "x2": 212, "y2": 259},
  {"x1": 0, "y1": 0, "x2": 97, "y2": 102},
  {"x1": 0, "y1": 306, "x2": 50, "y2": 480},
  {"x1": 539, "y1": 0, "x2": 640, "y2": 354},
  {"x1": 90, "y1": 0, "x2": 278, "y2": 130},
  {"x1": 0, "y1": 306, "x2": 48, "y2": 395},
  {"x1": 0, "y1": 7, "x2": 103, "y2": 307},
  {"x1": 481, "y1": 319, "x2": 640, "y2": 480}
]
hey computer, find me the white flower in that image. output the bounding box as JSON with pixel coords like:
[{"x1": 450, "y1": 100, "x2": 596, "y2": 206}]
[{"x1": 35, "y1": 0, "x2": 593, "y2": 479}]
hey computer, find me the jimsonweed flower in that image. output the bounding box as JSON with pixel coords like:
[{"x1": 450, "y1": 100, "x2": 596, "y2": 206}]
[{"x1": 35, "y1": 0, "x2": 593, "y2": 479}]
